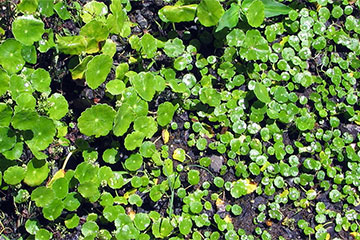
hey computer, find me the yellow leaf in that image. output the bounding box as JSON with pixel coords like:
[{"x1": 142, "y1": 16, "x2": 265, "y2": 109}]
[
  {"x1": 162, "y1": 129, "x2": 170, "y2": 144},
  {"x1": 124, "y1": 189, "x2": 137, "y2": 199},
  {"x1": 46, "y1": 169, "x2": 66, "y2": 187},
  {"x1": 224, "y1": 215, "x2": 232, "y2": 223}
]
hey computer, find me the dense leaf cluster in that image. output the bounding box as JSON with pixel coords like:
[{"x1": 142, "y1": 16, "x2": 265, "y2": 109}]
[{"x1": 0, "y1": 0, "x2": 360, "y2": 239}]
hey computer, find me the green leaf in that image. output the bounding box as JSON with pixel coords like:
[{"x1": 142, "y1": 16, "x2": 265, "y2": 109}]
[
  {"x1": 74, "y1": 162, "x2": 99, "y2": 184},
  {"x1": 30, "y1": 68, "x2": 51, "y2": 93},
  {"x1": 56, "y1": 35, "x2": 87, "y2": 55},
  {"x1": 81, "y1": 1, "x2": 108, "y2": 23},
  {"x1": 242, "y1": 0, "x2": 292, "y2": 17},
  {"x1": 9, "y1": 74, "x2": 32, "y2": 100},
  {"x1": 134, "y1": 213, "x2": 150, "y2": 231},
  {"x1": 85, "y1": 54, "x2": 113, "y2": 89},
  {"x1": 3, "y1": 166, "x2": 25, "y2": 185},
  {"x1": 141, "y1": 34, "x2": 157, "y2": 59},
  {"x1": 130, "y1": 72, "x2": 156, "y2": 101},
  {"x1": 254, "y1": 82, "x2": 271, "y2": 103},
  {"x1": 246, "y1": 0, "x2": 265, "y2": 27},
  {"x1": 262, "y1": 0, "x2": 292, "y2": 17},
  {"x1": 197, "y1": 0, "x2": 224, "y2": 27},
  {"x1": 124, "y1": 131, "x2": 145, "y2": 151},
  {"x1": 35, "y1": 228, "x2": 52, "y2": 240},
  {"x1": 0, "y1": 39, "x2": 25, "y2": 73},
  {"x1": 164, "y1": 38, "x2": 185, "y2": 58},
  {"x1": 42, "y1": 199, "x2": 64, "y2": 221},
  {"x1": 113, "y1": 103, "x2": 136, "y2": 137},
  {"x1": 0, "y1": 127, "x2": 16, "y2": 153},
  {"x1": 0, "y1": 103, "x2": 12, "y2": 127},
  {"x1": 0, "y1": 70, "x2": 10, "y2": 96},
  {"x1": 17, "y1": 0, "x2": 38, "y2": 13},
  {"x1": 108, "y1": 0, "x2": 128, "y2": 35},
  {"x1": 78, "y1": 104, "x2": 116, "y2": 137},
  {"x1": 12, "y1": 15, "x2": 45, "y2": 46},
  {"x1": 106, "y1": 80, "x2": 125, "y2": 95},
  {"x1": 38, "y1": 0, "x2": 54, "y2": 17},
  {"x1": 158, "y1": 5, "x2": 197, "y2": 23},
  {"x1": 240, "y1": 30, "x2": 271, "y2": 60},
  {"x1": 125, "y1": 153, "x2": 143, "y2": 172},
  {"x1": 216, "y1": 3, "x2": 241, "y2": 32},
  {"x1": 65, "y1": 213, "x2": 80, "y2": 229},
  {"x1": 134, "y1": 116, "x2": 158, "y2": 139},
  {"x1": 70, "y1": 55, "x2": 94, "y2": 80},
  {"x1": 21, "y1": 45, "x2": 37, "y2": 64},
  {"x1": 24, "y1": 159, "x2": 50, "y2": 187},
  {"x1": 47, "y1": 93, "x2": 69, "y2": 120},
  {"x1": 157, "y1": 102, "x2": 177, "y2": 127},
  {"x1": 78, "y1": 182, "x2": 100, "y2": 200},
  {"x1": 54, "y1": 1, "x2": 71, "y2": 20}
]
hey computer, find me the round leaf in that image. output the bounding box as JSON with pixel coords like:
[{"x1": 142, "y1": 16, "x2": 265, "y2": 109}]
[
  {"x1": 12, "y1": 15, "x2": 45, "y2": 46},
  {"x1": 24, "y1": 159, "x2": 50, "y2": 187},
  {"x1": 197, "y1": 0, "x2": 224, "y2": 27},
  {"x1": 85, "y1": 54, "x2": 113, "y2": 89},
  {"x1": 125, "y1": 153, "x2": 143, "y2": 171},
  {"x1": 78, "y1": 104, "x2": 116, "y2": 137},
  {"x1": 3, "y1": 166, "x2": 25, "y2": 185},
  {"x1": 0, "y1": 39, "x2": 25, "y2": 73}
]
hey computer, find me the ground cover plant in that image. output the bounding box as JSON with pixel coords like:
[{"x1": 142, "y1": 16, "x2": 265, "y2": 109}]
[{"x1": 0, "y1": 0, "x2": 360, "y2": 239}]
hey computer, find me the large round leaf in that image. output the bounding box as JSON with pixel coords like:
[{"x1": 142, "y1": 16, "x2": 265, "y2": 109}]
[
  {"x1": 24, "y1": 159, "x2": 50, "y2": 187},
  {"x1": 85, "y1": 54, "x2": 113, "y2": 89},
  {"x1": 0, "y1": 39, "x2": 25, "y2": 73},
  {"x1": 239, "y1": 30, "x2": 271, "y2": 61},
  {"x1": 3, "y1": 166, "x2": 26, "y2": 185},
  {"x1": 246, "y1": 0, "x2": 265, "y2": 27},
  {"x1": 12, "y1": 15, "x2": 45, "y2": 46},
  {"x1": 197, "y1": 0, "x2": 224, "y2": 27},
  {"x1": 78, "y1": 104, "x2": 116, "y2": 137}
]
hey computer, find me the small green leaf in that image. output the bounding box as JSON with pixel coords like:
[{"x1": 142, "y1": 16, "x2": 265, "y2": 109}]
[
  {"x1": 47, "y1": 93, "x2": 69, "y2": 120},
  {"x1": 38, "y1": 0, "x2": 54, "y2": 17},
  {"x1": 30, "y1": 68, "x2": 51, "y2": 93},
  {"x1": 124, "y1": 131, "x2": 145, "y2": 151},
  {"x1": 42, "y1": 199, "x2": 64, "y2": 221},
  {"x1": 197, "y1": 0, "x2": 224, "y2": 27},
  {"x1": 157, "y1": 102, "x2": 177, "y2": 127},
  {"x1": 56, "y1": 35, "x2": 87, "y2": 55},
  {"x1": 113, "y1": 103, "x2": 136, "y2": 137},
  {"x1": 254, "y1": 82, "x2": 271, "y2": 103},
  {"x1": 216, "y1": 3, "x2": 241, "y2": 32},
  {"x1": 0, "y1": 127, "x2": 16, "y2": 153},
  {"x1": 81, "y1": 1, "x2": 108, "y2": 23},
  {"x1": 158, "y1": 5, "x2": 197, "y2": 23},
  {"x1": 54, "y1": 1, "x2": 71, "y2": 20},
  {"x1": 85, "y1": 54, "x2": 113, "y2": 89},
  {"x1": 24, "y1": 159, "x2": 50, "y2": 187},
  {"x1": 65, "y1": 213, "x2": 80, "y2": 229},
  {"x1": 31, "y1": 186, "x2": 55, "y2": 207},
  {"x1": 35, "y1": 228, "x2": 52, "y2": 240}
]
